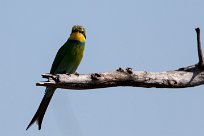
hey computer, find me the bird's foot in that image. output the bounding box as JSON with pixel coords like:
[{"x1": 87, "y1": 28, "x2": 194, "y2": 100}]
[
  {"x1": 51, "y1": 74, "x2": 60, "y2": 82},
  {"x1": 74, "y1": 72, "x2": 79, "y2": 76}
]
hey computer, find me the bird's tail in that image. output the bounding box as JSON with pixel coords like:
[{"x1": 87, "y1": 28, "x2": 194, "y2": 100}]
[{"x1": 26, "y1": 88, "x2": 55, "y2": 130}]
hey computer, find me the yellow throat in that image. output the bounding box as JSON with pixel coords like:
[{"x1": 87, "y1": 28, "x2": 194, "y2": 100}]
[{"x1": 69, "y1": 32, "x2": 86, "y2": 42}]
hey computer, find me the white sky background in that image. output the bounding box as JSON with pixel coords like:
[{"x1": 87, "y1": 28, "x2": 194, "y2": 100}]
[{"x1": 0, "y1": 0, "x2": 204, "y2": 136}]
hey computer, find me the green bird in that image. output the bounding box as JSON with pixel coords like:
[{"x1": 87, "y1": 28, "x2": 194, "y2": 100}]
[{"x1": 26, "y1": 25, "x2": 86, "y2": 130}]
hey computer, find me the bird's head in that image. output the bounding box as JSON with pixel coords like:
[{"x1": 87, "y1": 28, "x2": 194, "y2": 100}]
[{"x1": 69, "y1": 25, "x2": 86, "y2": 42}]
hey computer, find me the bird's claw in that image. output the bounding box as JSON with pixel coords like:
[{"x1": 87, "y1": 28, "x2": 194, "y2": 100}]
[
  {"x1": 51, "y1": 74, "x2": 60, "y2": 82},
  {"x1": 74, "y1": 72, "x2": 79, "y2": 76}
]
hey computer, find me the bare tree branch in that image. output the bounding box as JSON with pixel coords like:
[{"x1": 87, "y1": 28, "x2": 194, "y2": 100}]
[
  {"x1": 196, "y1": 28, "x2": 204, "y2": 69},
  {"x1": 36, "y1": 28, "x2": 204, "y2": 90}
]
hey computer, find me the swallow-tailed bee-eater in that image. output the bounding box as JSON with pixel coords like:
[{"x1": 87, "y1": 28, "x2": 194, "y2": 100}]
[{"x1": 26, "y1": 25, "x2": 86, "y2": 130}]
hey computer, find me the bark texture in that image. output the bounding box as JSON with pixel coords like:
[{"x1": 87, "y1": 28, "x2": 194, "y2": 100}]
[{"x1": 36, "y1": 65, "x2": 204, "y2": 90}]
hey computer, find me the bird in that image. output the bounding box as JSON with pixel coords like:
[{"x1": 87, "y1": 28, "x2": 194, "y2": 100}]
[{"x1": 26, "y1": 25, "x2": 86, "y2": 130}]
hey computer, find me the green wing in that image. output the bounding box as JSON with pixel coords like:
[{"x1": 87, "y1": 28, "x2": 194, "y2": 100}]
[{"x1": 50, "y1": 42, "x2": 68, "y2": 74}]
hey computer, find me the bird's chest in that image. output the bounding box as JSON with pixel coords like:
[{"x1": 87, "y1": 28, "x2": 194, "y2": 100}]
[{"x1": 59, "y1": 45, "x2": 84, "y2": 73}]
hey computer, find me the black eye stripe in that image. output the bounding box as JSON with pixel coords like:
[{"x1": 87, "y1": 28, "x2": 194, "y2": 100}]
[{"x1": 72, "y1": 30, "x2": 83, "y2": 33}]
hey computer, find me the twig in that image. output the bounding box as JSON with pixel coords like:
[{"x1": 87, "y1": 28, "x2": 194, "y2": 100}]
[{"x1": 195, "y1": 28, "x2": 204, "y2": 68}]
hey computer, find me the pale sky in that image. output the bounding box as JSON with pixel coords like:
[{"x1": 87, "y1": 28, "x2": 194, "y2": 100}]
[{"x1": 0, "y1": 0, "x2": 204, "y2": 136}]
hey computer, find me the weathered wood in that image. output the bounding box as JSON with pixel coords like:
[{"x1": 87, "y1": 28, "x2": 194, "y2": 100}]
[{"x1": 36, "y1": 65, "x2": 204, "y2": 90}]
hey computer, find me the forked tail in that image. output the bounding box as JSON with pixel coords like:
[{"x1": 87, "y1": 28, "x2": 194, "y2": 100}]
[{"x1": 26, "y1": 88, "x2": 55, "y2": 130}]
